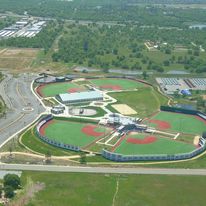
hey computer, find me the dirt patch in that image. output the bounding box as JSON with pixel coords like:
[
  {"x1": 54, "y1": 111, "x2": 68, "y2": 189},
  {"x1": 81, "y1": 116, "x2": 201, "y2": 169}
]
[
  {"x1": 1, "y1": 48, "x2": 39, "y2": 57},
  {"x1": 112, "y1": 104, "x2": 137, "y2": 115},
  {"x1": 194, "y1": 135, "x2": 200, "y2": 146},
  {"x1": 81, "y1": 125, "x2": 104, "y2": 137},
  {"x1": 0, "y1": 48, "x2": 39, "y2": 72},
  {"x1": 8, "y1": 181, "x2": 45, "y2": 206},
  {"x1": 149, "y1": 119, "x2": 171, "y2": 130},
  {"x1": 68, "y1": 88, "x2": 83, "y2": 93},
  {"x1": 202, "y1": 95, "x2": 206, "y2": 100},
  {"x1": 127, "y1": 136, "x2": 157, "y2": 144},
  {"x1": 69, "y1": 108, "x2": 97, "y2": 116},
  {"x1": 100, "y1": 84, "x2": 122, "y2": 90}
]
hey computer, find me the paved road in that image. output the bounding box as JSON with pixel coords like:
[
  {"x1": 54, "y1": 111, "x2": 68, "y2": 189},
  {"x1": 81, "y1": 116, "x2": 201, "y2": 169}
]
[
  {"x1": 0, "y1": 72, "x2": 45, "y2": 145},
  {"x1": 0, "y1": 164, "x2": 206, "y2": 175}
]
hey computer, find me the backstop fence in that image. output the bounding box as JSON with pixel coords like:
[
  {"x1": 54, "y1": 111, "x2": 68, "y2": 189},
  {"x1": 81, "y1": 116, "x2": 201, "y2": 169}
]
[
  {"x1": 160, "y1": 106, "x2": 206, "y2": 121},
  {"x1": 102, "y1": 143, "x2": 206, "y2": 162}
]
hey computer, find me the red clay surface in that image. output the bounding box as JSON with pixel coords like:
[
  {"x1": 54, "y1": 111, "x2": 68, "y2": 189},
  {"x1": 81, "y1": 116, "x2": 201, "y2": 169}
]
[
  {"x1": 39, "y1": 120, "x2": 55, "y2": 136},
  {"x1": 127, "y1": 136, "x2": 157, "y2": 144},
  {"x1": 68, "y1": 88, "x2": 83, "y2": 93},
  {"x1": 36, "y1": 85, "x2": 44, "y2": 97},
  {"x1": 195, "y1": 116, "x2": 206, "y2": 125},
  {"x1": 148, "y1": 119, "x2": 171, "y2": 130},
  {"x1": 100, "y1": 84, "x2": 122, "y2": 90},
  {"x1": 81, "y1": 125, "x2": 104, "y2": 137}
]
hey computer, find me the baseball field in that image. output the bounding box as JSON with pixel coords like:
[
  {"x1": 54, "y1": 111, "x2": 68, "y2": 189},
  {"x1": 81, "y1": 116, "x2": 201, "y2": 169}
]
[
  {"x1": 145, "y1": 111, "x2": 206, "y2": 135},
  {"x1": 36, "y1": 82, "x2": 86, "y2": 97},
  {"x1": 89, "y1": 78, "x2": 145, "y2": 91},
  {"x1": 39, "y1": 119, "x2": 110, "y2": 147},
  {"x1": 114, "y1": 132, "x2": 196, "y2": 155}
]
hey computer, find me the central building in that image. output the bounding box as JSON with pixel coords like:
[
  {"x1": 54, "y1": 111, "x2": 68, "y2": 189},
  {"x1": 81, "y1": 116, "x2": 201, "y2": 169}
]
[{"x1": 56, "y1": 90, "x2": 103, "y2": 104}]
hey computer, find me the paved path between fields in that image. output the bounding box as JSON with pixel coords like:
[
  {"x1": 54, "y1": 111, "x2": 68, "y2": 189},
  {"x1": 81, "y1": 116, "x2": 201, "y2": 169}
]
[{"x1": 0, "y1": 164, "x2": 206, "y2": 175}]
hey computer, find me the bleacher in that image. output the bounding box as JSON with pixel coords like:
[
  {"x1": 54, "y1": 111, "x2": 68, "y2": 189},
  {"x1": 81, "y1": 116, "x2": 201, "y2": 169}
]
[{"x1": 161, "y1": 78, "x2": 179, "y2": 85}]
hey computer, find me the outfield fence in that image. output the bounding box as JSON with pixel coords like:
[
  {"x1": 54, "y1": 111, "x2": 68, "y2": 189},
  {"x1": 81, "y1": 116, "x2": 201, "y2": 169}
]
[
  {"x1": 102, "y1": 142, "x2": 206, "y2": 162},
  {"x1": 160, "y1": 106, "x2": 206, "y2": 121},
  {"x1": 35, "y1": 115, "x2": 80, "y2": 152}
]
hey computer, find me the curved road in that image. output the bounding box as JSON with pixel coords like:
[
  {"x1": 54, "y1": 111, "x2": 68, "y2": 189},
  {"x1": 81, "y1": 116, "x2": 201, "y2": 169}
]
[{"x1": 0, "y1": 72, "x2": 45, "y2": 146}]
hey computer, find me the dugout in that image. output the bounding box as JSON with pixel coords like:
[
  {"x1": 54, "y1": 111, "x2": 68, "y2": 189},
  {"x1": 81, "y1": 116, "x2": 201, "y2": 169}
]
[{"x1": 202, "y1": 132, "x2": 206, "y2": 139}]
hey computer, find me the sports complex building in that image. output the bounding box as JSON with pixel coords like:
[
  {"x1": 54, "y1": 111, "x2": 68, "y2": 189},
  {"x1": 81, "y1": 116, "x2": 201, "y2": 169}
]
[
  {"x1": 56, "y1": 90, "x2": 104, "y2": 104},
  {"x1": 32, "y1": 75, "x2": 206, "y2": 162}
]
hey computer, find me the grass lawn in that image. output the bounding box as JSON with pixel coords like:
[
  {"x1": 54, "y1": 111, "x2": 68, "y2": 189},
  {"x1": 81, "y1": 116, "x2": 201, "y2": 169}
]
[
  {"x1": 146, "y1": 111, "x2": 206, "y2": 135},
  {"x1": 36, "y1": 82, "x2": 86, "y2": 97},
  {"x1": 115, "y1": 133, "x2": 195, "y2": 155},
  {"x1": 20, "y1": 171, "x2": 206, "y2": 206},
  {"x1": 42, "y1": 120, "x2": 107, "y2": 147},
  {"x1": 109, "y1": 87, "x2": 168, "y2": 118},
  {"x1": 89, "y1": 78, "x2": 145, "y2": 90}
]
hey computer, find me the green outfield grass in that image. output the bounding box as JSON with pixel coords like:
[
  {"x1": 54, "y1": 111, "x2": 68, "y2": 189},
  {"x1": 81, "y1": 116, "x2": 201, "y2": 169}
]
[
  {"x1": 20, "y1": 172, "x2": 206, "y2": 206},
  {"x1": 21, "y1": 128, "x2": 78, "y2": 156},
  {"x1": 147, "y1": 111, "x2": 206, "y2": 135},
  {"x1": 108, "y1": 87, "x2": 168, "y2": 117},
  {"x1": 115, "y1": 133, "x2": 195, "y2": 155},
  {"x1": 37, "y1": 82, "x2": 86, "y2": 97},
  {"x1": 42, "y1": 120, "x2": 108, "y2": 147},
  {"x1": 89, "y1": 78, "x2": 145, "y2": 90}
]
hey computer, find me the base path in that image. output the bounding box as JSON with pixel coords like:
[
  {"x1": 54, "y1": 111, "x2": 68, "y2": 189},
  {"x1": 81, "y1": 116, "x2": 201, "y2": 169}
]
[
  {"x1": 81, "y1": 125, "x2": 104, "y2": 137},
  {"x1": 127, "y1": 136, "x2": 157, "y2": 144}
]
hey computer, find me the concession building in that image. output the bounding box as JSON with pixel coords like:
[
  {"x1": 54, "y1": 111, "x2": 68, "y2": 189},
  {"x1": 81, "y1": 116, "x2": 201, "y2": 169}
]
[{"x1": 56, "y1": 90, "x2": 103, "y2": 104}]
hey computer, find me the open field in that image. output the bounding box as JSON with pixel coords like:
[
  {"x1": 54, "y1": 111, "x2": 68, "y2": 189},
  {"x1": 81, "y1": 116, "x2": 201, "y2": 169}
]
[
  {"x1": 0, "y1": 48, "x2": 39, "y2": 72},
  {"x1": 114, "y1": 132, "x2": 195, "y2": 155},
  {"x1": 89, "y1": 78, "x2": 145, "y2": 91},
  {"x1": 109, "y1": 87, "x2": 168, "y2": 117},
  {"x1": 18, "y1": 171, "x2": 206, "y2": 206},
  {"x1": 40, "y1": 119, "x2": 110, "y2": 148},
  {"x1": 36, "y1": 82, "x2": 86, "y2": 97},
  {"x1": 145, "y1": 111, "x2": 206, "y2": 135}
]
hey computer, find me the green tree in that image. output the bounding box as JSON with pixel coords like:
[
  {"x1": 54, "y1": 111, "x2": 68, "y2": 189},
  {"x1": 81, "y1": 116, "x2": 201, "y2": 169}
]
[
  {"x1": 45, "y1": 151, "x2": 52, "y2": 164},
  {"x1": 142, "y1": 71, "x2": 148, "y2": 80},
  {"x1": 4, "y1": 185, "x2": 14, "y2": 198},
  {"x1": 3, "y1": 174, "x2": 21, "y2": 190}
]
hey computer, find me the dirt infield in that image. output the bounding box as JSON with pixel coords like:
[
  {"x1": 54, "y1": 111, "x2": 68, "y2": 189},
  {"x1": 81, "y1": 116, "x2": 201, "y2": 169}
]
[
  {"x1": 112, "y1": 104, "x2": 137, "y2": 115},
  {"x1": 68, "y1": 88, "x2": 83, "y2": 93},
  {"x1": 100, "y1": 85, "x2": 122, "y2": 90},
  {"x1": 149, "y1": 119, "x2": 171, "y2": 130},
  {"x1": 81, "y1": 125, "x2": 104, "y2": 137},
  {"x1": 127, "y1": 136, "x2": 157, "y2": 144}
]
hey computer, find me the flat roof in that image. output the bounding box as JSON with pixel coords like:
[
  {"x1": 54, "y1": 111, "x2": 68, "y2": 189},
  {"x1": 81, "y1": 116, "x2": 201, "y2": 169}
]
[{"x1": 58, "y1": 91, "x2": 103, "y2": 102}]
